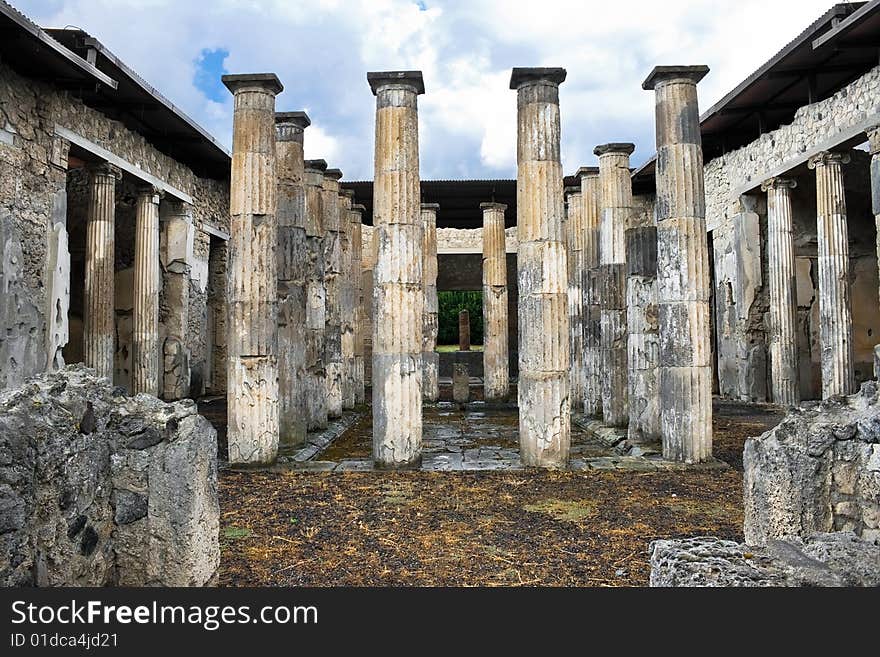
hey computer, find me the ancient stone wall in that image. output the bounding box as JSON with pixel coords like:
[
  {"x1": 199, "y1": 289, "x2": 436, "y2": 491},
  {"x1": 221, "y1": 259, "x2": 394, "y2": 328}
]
[
  {"x1": 0, "y1": 60, "x2": 228, "y2": 394},
  {"x1": 706, "y1": 66, "x2": 880, "y2": 401},
  {"x1": 435, "y1": 226, "x2": 518, "y2": 253}
]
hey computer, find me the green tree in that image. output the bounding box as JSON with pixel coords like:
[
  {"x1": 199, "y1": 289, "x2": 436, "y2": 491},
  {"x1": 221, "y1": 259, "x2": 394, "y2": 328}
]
[{"x1": 437, "y1": 290, "x2": 483, "y2": 345}]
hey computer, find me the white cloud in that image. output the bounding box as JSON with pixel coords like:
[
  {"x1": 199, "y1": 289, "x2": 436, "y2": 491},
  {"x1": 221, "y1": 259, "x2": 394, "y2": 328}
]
[{"x1": 13, "y1": 0, "x2": 839, "y2": 179}]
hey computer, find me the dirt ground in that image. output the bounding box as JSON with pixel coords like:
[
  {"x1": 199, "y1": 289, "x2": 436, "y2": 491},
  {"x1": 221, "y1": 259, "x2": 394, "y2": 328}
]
[{"x1": 218, "y1": 401, "x2": 783, "y2": 587}]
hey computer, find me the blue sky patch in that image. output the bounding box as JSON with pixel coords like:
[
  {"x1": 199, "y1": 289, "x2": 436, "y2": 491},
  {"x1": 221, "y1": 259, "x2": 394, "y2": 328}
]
[{"x1": 194, "y1": 48, "x2": 229, "y2": 103}]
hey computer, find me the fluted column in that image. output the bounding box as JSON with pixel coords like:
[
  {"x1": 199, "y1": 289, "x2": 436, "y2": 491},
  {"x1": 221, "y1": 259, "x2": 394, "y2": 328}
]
[
  {"x1": 275, "y1": 111, "x2": 310, "y2": 446},
  {"x1": 643, "y1": 65, "x2": 712, "y2": 463},
  {"x1": 761, "y1": 177, "x2": 800, "y2": 406},
  {"x1": 578, "y1": 166, "x2": 601, "y2": 417},
  {"x1": 511, "y1": 67, "x2": 570, "y2": 468},
  {"x1": 481, "y1": 202, "x2": 509, "y2": 401},
  {"x1": 350, "y1": 203, "x2": 366, "y2": 404},
  {"x1": 339, "y1": 187, "x2": 356, "y2": 410},
  {"x1": 626, "y1": 193, "x2": 660, "y2": 443},
  {"x1": 83, "y1": 162, "x2": 119, "y2": 379},
  {"x1": 564, "y1": 187, "x2": 585, "y2": 408},
  {"x1": 322, "y1": 168, "x2": 344, "y2": 418},
  {"x1": 369, "y1": 70, "x2": 425, "y2": 469},
  {"x1": 422, "y1": 203, "x2": 440, "y2": 402},
  {"x1": 362, "y1": 225, "x2": 377, "y2": 388},
  {"x1": 809, "y1": 150, "x2": 855, "y2": 399},
  {"x1": 222, "y1": 73, "x2": 282, "y2": 465},
  {"x1": 131, "y1": 185, "x2": 161, "y2": 396},
  {"x1": 866, "y1": 126, "x2": 880, "y2": 377},
  {"x1": 595, "y1": 143, "x2": 633, "y2": 428},
  {"x1": 303, "y1": 159, "x2": 328, "y2": 430}
]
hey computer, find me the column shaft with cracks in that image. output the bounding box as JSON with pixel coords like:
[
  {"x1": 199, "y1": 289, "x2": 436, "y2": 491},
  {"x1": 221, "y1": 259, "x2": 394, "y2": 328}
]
[
  {"x1": 644, "y1": 65, "x2": 712, "y2": 463},
  {"x1": 131, "y1": 185, "x2": 161, "y2": 395},
  {"x1": 511, "y1": 67, "x2": 570, "y2": 468},
  {"x1": 578, "y1": 167, "x2": 602, "y2": 417},
  {"x1": 350, "y1": 204, "x2": 366, "y2": 404},
  {"x1": 339, "y1": 188, "x2": 356, "y2": 410},
  {"x1": 303, "y1": 159, "x2": 328, "y2": 430},
  {"x1": 868, "y1": 126, "x2": 880, "y2": 378},
  {"x1": 481, "y1": 202, "x2": 509, "y2": 401},
  {"x1": 564, "y1": 189, "x2": 585, "y2": 408},
  {"x1": 222, "y1": 73, "x2": 283, "y2": 465},
  {"x1": 369, "y1": 70, "x2": 425, "y2": 469},
  {"x1": 322, "y1": 168, "x2": 344, "y2": 418},
  {"x1": 422, "y1": 203, "x2": 440, "y2": 402}
]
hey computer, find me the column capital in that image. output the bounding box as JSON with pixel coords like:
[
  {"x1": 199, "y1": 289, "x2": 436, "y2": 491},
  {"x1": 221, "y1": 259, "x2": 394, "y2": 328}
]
[
  {"x1": 808, "y1": 150, "x2": 851, "y2": 169},
  {"x1": 367, "y1": 70, "x2": 425, "y2": 95},
  {"x1": 576, "y1": 166, "x2": 599, "y2": 178},
  {"x1": 351, "y1": 204, "x2": 366, "y2": 213},
  {"x1": 304, "y1": 158, "x2": 328, "y2": 173},
  {"x1": 275, "y1": 111, "x2": 311, "y2": 130},
  {"x1": 509, "y1": 67, "x2": 566, "y2": 90},
  {"x1": 866, "y1": 125, "x2": 880, "y2": 154},
  {"x1": 136, "y1": 184, "x2": 164, "y2": 201},
  {"x1": 594, "y1": 142, "x2": 635, "y2": 157},
  {"x1": 87, "y1": 161, "x2": 122, "y2": 180},
  {"x1": 479, "y1": 202, "x2": 506, "y2": 212},
  {"x1": 222, "y1": 73, "x2": 283, "y2": 95},
  {"x1": 564, "y1": 185, "x2": 581, "y2": 197},
  {"x1": 421, "y1": 202, "x2": 440, "y2": 210},
  {"x1": 761, "y1": 177, "x2": 797, "y2": 192},
  {"x1": 324, "y1": 168, "x2": 343, "y2": 181},
  {"x1": 340, "y1": 188, "x2": 355, "y2": 200},
  {"x1": 642, "y1": 65, "x2": 709, "y2": 90}
]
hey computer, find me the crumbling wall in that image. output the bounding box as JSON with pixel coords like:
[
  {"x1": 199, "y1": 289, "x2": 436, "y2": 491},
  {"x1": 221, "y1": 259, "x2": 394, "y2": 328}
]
[
  {"x1": 0, "y1": 59, "x2": 228, "y2": 394},
  {"x1": 0, "y1": 365, "x2": 219, "y2": 586}
]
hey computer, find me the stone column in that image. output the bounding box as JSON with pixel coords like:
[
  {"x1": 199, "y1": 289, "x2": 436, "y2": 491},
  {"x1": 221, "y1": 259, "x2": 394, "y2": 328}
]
[
  {"x1": 222, "y1": 73, "x2": 282, "y2": 465},
  {"x1": 275, "y1": 111, "x2": 310, "y2": 446},
  {"x1": 627, "y1": 193, "x2": 660, "y2": 443},
  {"x1": 595, "y1": 143, "x2": 633, "y2": 428},
  {"x1": 578, "y1": 166, "x2": 602, "y2": 417},
  {"x1": 643, "y1": 65, "x2": 712, "y2": 463},
  {"x1": 458, "y1": 309, "x2": 471, "y2": 351},
  {"x1": 131, "y1": 185, "x2": 161, "y2": 396},
  {"x1": 564, "y1": 187, "x2": 585, "y2": 408},
  {"x1": 350, "y1": 203, "x2": 366, "y2": 405},
  {"x1": 83, "y1": 162, "x2": 119, "y2": 379},
  {"x1": 369, "y1": 70, "x2": 425, "y2": 469},
  {"x1": 511, "y1": 67, "x2": 570, "y2": 468},
  {"x1": 339, "y1": 187, "x2": 356, "y2": 411},
  {"x1": 481, "y1": 202, "x2": 510, "y2": 401},
  {"x1": 159, "y1": 200, "x2": 192, "y2": 401},
  {"x1": 304, "y1": 159, "x2": 328, "y2": 430},
  {"x1": 808, "y1": 150, "x2": 855, "y2": 399},
  {"x1": 362, "y1": 225, "x2": 377, "y2": 388},
  {"x1": 868, "y1": 127, "x2": 880, "y2": 378},
  {"x1": 321, "y1": 168, "x2": 345, "y2": 418},
  {"x1": 422, "y1": 203, "x2": 440, "y2": 402},
  {"x1": 761, "y1": 177, "x2": 800, "y2": 406}
]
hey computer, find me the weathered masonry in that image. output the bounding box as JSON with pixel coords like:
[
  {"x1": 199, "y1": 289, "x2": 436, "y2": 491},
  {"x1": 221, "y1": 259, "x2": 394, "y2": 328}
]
[{"x1": 0, "y1": 8, "x2": 230, "y2": 400}]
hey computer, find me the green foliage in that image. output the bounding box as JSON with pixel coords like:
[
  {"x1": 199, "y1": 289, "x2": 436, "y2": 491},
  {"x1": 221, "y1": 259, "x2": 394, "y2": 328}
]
[{"x1": 437, "y1": 290, "x2": 483, "y2": 345}]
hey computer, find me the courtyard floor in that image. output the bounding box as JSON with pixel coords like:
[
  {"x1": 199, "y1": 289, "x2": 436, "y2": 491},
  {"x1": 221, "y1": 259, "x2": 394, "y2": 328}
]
[{"x1": 212, "y1": 391, "x2": 784, "y2": 586}]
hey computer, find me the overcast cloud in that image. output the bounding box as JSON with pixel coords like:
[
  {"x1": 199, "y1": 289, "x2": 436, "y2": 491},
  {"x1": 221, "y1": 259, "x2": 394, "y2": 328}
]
[{"x1": 15, "y1": 0, "x2": 834, "y2": 179}]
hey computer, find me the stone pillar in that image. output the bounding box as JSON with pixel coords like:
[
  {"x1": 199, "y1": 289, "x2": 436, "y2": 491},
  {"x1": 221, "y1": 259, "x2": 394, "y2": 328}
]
[
  {"x1": 481, "y1": 202, "x2": 509, "y2": 401},
  {"x1": 275, "y1": 111, "x2": 310, "y2": 446},
  {"x1": 159, "y1": 200, "x2": 192, "y2": 401},
  {"x1": 222, "y1": 73, "x2": 282, "y2": 465},
  {"x1": 595, "y1": 143, "x2": 633, "y2": 428},
  {"x1": 322, "y1": 168, "x2": 344, "y2": 418},
  {"x1": 578, "y1": 166, "x2": 602, "y2": 417},
  {"x1": 808, "y1": 150, "x2": 855, "y2": 399},
  {"x1": 369, "y1": 70, "x2": 425, "y2": 469},
  {"x1": 626, "y1": 193, "x2": 660, "y2": 443},
  {"x1": 303, "y1": 159, "x2": 328, "y2": 430},
  {"x1": 131, "y1": 185, "x2": 161, "y2": 396},
  {"x1": 511, "y1": 67, "x2": 570, "y2": 468},
  {"x1": 453, "y1": 361, "x2": 470, "y2": 405},
  {"x1": 564, "y1": 187, "x2": 585, "y2": 408},
  {"x1": 350, "y1": 203, "x2": 366, "y2": 405},
  {"x1": 643, "y1": 65, "x2": 712, "y2": 463},
  {"x1": 362, "y1": 225, "x2": 377, "y2": 389},
  {"x1": 83, "y1": 162, "x2": 119, "y2": 379},
  {"x1": 868, "y1": 127, "x2": 880, "y2": 378},
  {"x1": 458, "y1": 309, "x2": 471, "y2": 351},
  {"x1": 339, "y1": 187, "x2": 356, "y2": 411},
  {"x1": 422, "y1": 203, "x2": 440, "y2": 402},
  {"x1": 761, "y1": 177, "x2": 800, "y2": 406}
]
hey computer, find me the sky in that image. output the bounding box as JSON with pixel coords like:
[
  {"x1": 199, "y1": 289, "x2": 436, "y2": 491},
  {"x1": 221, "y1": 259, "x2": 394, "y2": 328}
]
[{"x1": 14, "y1": 0, "x2": 836, "y2": 180}]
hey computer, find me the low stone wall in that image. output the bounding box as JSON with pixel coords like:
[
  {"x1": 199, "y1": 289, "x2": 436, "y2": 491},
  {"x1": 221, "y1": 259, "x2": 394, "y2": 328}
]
[{"x1": 0, "y1": 365, "x2": 219, "y2": 586}]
